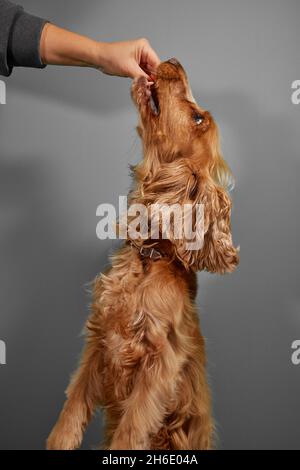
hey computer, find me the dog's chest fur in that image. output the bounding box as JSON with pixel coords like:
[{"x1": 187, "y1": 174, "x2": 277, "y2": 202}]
[{"x1": 89, "y1": 245, "x2": 201, "y2": 406}]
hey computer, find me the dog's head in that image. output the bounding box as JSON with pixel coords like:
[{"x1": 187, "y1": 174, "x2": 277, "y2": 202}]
[{"x1": 130, "y1": 59, "x2": 239, "y2": 273}]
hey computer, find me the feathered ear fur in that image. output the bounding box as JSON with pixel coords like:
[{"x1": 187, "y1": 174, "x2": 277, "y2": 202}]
[
  {"x1": 196, "y1": 179, "x2": 239, "y2": 273},
  {"x1": 209, "y1": 124, "x2": 235, "y2": 192},
  {"x1": 192, "y1": 127, "x2": 239, "y2": 274},
  {"x1": 163, "y1": 170, "x2": 239, "y2": 273}
]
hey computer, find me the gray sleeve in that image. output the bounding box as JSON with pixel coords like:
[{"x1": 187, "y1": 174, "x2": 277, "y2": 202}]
[{"x1": 0, "y1": 0, "x2": 48, "y2": 76}]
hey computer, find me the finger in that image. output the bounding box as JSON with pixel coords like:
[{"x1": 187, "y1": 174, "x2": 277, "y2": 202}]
[
  {"x1": 141, "y1": 44, "x2": 161, "y2": 69},
  {"x1": 140, "y1": 62, "x2": 158, "y2": 81},
  {"x1": 128, "y1": 61, "x2": 150, "y2": 80}
]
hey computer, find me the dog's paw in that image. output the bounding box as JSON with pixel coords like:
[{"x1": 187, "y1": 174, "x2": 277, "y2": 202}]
[
  {"x1": 131, "y1": 76, "x2": 152, "y2": 106},
  {"x1": 47, "y1": 422, "x2": 82, "y2": 450}
]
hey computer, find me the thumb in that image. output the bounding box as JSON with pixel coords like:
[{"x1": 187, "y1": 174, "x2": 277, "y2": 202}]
[{"x1": 127, "y1": 60, "x2": 149, "y2": 79}]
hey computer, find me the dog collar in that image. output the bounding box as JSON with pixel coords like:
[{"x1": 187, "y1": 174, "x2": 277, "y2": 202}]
[{"x1": 129, "y1": 241, "x2": 163, "y2": 261}]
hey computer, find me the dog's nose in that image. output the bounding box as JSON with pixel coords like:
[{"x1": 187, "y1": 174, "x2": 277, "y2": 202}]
[{"x1": 168, "y1": 58, "x2": 180, "y2": 66}]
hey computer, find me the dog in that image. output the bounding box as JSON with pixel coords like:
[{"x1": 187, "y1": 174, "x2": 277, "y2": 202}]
[{"x1": 47, "y1": 58, "x2": 239, "y2": 450}]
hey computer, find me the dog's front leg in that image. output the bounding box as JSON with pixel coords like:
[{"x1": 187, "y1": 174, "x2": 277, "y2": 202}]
[
  {"x1": 109, "y1": 340, "x2": 182, "y2": 450},
  {"x1": 47, "y1": 335, "x2": 103, "y2": 450}
]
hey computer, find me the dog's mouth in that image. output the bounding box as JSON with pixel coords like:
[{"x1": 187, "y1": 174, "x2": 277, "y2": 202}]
[{"x1": 149, "y1": 84, "x2": 160, "y2": 116}]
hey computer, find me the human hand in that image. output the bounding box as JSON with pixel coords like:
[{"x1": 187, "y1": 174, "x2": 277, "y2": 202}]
[
  {"x1": 96, "y1": 38, "x2": 160, "y2": 80},
  {"x1": 40, "y1": 25, "x2": 160, "y2": 80}
]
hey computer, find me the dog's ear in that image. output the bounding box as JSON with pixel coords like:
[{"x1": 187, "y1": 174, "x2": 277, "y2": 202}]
[
  {"x1": 196, "y1": 181, "x2": 239, "y2": 273},
  {"x1": 171, "y1": 174, "x2": 239, "y2": 273},
  {"x1": 194, "y1": 127, "x2": 239, "y2": 273}
]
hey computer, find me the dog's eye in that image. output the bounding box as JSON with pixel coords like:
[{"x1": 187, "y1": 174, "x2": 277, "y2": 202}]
[{"x1": 193, "y1": 113, "x2": 204, "y2": 125}]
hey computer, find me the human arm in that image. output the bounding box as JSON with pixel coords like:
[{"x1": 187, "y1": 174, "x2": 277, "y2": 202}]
[
  {"x1": 40, "y1": 23, "x2": 160, "y2": 79},
  {"x1": 0, "y1": 0, "x2": 160, "y2": 79}
]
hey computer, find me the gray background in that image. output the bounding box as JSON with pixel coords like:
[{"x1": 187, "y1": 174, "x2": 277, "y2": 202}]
[{"x1": 0, "y1": 0, "x2": 299, "y2": 450}]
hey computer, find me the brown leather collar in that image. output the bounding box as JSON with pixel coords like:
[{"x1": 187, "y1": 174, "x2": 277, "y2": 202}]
[
  {"x1": 129, "y1": 240, "x2": 164, "y2": 261},
  {"x1": 138, "y1": 245, "x2": 163, "y2": 260}
]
